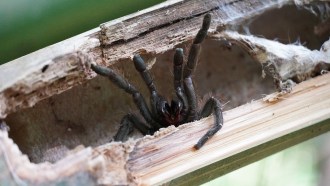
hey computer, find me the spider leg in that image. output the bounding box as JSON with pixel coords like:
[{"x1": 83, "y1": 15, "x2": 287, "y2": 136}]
[
  {"x1": 183, "y1": 13, "x2": 211, "y2": 78},
  {"x1": 194, "y1": 97, "x2": 223, "y2": 150},
  {"x1": 91, "y1": 64, "x2": 163, "y2": 129},
  {"x1": 114, "y1": 113, "x2": 153, "y2": 141},
  {"x1": 174, "y1": 48, "x2": 184, "y2": 90},
  {"x1": 133, "y1": 55, "x2": 157, "y2": 93},
  {"x1": 133, "y1": 55, "x2": 168, "y2": 125},
  {"x1": 173, "y1": 48, "x2": 188, "y2": 115},
  {"x1": 183, "y1": 14, "x2": 211, "y2": 121}
]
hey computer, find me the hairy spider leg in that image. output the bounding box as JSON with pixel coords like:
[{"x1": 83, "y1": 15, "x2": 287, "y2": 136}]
[
  {"x1": 133, "y1": 55, "x2": 157, "y2": 93},
  {"x1": 183, "y1": 13, "x2": 211, "y2": 121},
  {"x1": 91, "y1": 64, "x2": 162, "y2": 135},
  {"x1": 133, "y1": 55, "x2": 158, "y2": 118},
  {"x1": 180, "y1": 13, "x2": 223, "y2": 149},
  {"x1": 114, "y1": 113, "x2": 153, "y2": 141},
  {"x1": 173, "y1": 48, "x2": 184, "y2": 90},
  {"x1": 173, "y1": 48, "x2": 189, "y2": 116},
  {"x1": 132, "y1": 55, "x2": 167, "y2": 126},
  {"x1": 194, "y1": 97, "x2": 223, "y2": 150}
]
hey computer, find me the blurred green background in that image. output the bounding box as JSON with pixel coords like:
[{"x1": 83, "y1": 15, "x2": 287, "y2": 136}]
[
  {"x1": 1, "y1": 1, "x2": 328, "y2": 186},
  {"x1": 203, "y1": 134, "x2": 327, "y2": 186}
]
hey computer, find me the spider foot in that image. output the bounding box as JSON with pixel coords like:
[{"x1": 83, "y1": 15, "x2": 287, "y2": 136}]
[{"x1": 194, "y1": 97, "x2": 223, "y2": 149}]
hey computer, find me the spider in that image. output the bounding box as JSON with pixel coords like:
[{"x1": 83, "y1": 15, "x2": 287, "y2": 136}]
[{"x1": 91, "y1": 14, "x2": 223, "y2": 150}]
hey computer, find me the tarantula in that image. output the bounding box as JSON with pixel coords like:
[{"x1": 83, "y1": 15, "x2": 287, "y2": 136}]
[{"x1": 91, "y1": 14, "x2": 223, "y2": 149}]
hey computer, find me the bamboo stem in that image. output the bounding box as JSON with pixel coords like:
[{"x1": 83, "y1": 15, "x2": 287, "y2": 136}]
[{"x1": 0, "y1": 0, "x2": 329, "y2": 185}]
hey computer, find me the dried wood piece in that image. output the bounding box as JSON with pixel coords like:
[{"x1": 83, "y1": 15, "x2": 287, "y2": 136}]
[{"x1": 0, "y1": 52, "x2": 92, "y2": 118}]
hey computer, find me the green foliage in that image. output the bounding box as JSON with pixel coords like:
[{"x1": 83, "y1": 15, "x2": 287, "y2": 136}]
[{"x1": 0, "y1": 0, "x2": 164, "y2": 64}]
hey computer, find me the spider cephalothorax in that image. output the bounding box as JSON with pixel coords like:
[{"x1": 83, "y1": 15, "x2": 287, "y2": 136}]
[{"x1": 91, "y1": 14, "x2": 223, "y2": 149}]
